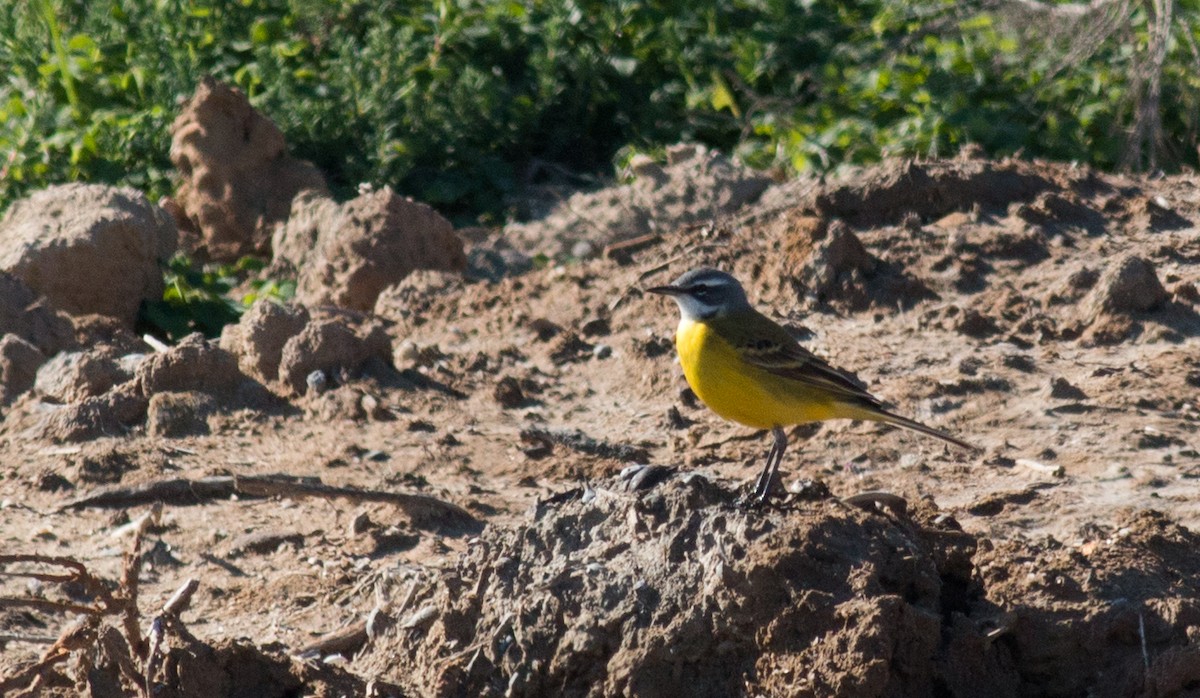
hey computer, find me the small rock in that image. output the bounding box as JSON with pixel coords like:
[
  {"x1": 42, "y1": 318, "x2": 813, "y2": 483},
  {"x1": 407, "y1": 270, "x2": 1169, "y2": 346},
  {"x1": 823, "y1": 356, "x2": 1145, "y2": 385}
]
[
  {"x1": 307, "y1": 370, "x2": 329, "y2": 396},
  {"x1": 349, "y1": 511, "x2": 374, "y2": 536},
  {"x1": 570, "y1": 241, "x2": 597, "y2": 259},
  {"x1": 147, "y1": 391, "x2": 216, "y2": 438},
  {"x1": 393, "y1": 340, "x2": 421, "y2": 366},
  {"x1": 956, "y1": 309, "x2": 1000, "y2": 339},
  {"x1": 34, "y1": 350, "x2": 128, "y2": 404},
  {"x1": 40, "y1": 381, "x2": 149, "y2": 443},
  {"x1": 0, "y1": 334, "x2": 44, "y2": 404},
  {"x1": 137, "y1": 333, "x2": 245, "y2": 398},
  {"x1": 219, "y1": 300, "x2": 309, "y2": 386},
  {"x1": 1048, "y1": 377, "x2": 1087, "y2": 401},
  {"x1": 592, "y1": 344, "x2": 613, "y2": 360},
  {"x1": 1088, "y1": 256, "x2": 1168, "y2": 314},
  {"x1": 1173, "y1": 281, "x2": 1199, "y2": 304},
  {"x1": 494, "y1": 377, "x2": 525, "y2": 409}
]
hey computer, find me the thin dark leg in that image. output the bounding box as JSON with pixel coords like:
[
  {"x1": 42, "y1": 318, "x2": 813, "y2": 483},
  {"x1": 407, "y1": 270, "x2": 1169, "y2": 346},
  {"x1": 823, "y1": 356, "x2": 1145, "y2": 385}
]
[{"x1": 753, "y1": 427, "x2": 788, "y2": 502}]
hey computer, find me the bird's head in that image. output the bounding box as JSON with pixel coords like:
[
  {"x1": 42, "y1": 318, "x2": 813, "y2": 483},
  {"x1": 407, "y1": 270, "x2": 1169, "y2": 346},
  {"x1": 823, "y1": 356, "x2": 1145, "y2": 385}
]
[{"x1": 646, "y1": 267, "x2": 752, "y2": 320}]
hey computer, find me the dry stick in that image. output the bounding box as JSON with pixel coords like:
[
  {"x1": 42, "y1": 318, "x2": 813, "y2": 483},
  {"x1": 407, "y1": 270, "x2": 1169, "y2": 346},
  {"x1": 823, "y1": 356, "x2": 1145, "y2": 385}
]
[
  {"x1": 99, "y1": 625, "x2": 147, "y2": 693},
  {"x1": 0, "y1": 596, "x2": 100, "y2": 615},
  {"x1": 0, "y1": 633, "x2": 58, "y2": 645},
  {"x1": 119, "y1": 513, "x2": 154, "y2": 658},
  {"x1": 144, "y1": 579, "x2": 199, "y2": 694},
  {"x1": 232, "y1": 476, "x2": 476, "y2": 523},
  {"x1": 59, "y1": 475, "x2": 476, "y2": 525},
  {"x1": 0, "y1": 554, "x2": 93, "y2": 589},
  {"x1": 0, "y1": 615, "x2": 99, "y2": 694},
  {"x1": 0, "y1": 554, "x2": 133, "y2": 622},
  {"x1": 297, "y1": 621, "x2": 368, "y2": 659}
]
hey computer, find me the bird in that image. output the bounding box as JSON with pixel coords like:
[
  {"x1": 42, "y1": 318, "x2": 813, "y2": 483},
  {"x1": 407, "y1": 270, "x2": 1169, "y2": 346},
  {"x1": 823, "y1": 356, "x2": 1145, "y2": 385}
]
[{"x1": 646, "y1": 267, "x2": 976, "y2": 502}]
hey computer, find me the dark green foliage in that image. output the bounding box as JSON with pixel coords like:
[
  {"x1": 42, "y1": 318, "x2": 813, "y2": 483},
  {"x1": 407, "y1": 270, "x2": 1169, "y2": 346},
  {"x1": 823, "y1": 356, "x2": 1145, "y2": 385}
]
[
  {"x1": 139, "y1": 254, "x2": 295, "y2": 341},
  {"x1": 2, "y1": 0, "x2": 1198, "y2": 223}
]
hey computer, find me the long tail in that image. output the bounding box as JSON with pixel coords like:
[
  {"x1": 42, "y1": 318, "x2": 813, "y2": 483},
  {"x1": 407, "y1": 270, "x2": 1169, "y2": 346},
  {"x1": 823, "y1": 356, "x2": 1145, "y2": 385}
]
[{"x1": 871, "y1": 409, "x2": 979, "y2": 452}]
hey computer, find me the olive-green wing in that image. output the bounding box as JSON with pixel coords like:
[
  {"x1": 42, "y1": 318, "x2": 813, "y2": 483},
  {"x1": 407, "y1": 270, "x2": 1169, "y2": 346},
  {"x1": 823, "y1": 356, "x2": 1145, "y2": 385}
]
[
  {"x1": 728, "y1": 312, "x2": 978, "y2": 451},
  {"x1": 729, "y1": 315, "x2": 884, "y2": 409}
]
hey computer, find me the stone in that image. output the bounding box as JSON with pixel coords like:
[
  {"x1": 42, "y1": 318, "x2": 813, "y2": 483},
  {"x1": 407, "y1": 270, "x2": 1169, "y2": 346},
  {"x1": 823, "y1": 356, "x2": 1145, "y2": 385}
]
[{"x1": 0, "y1": 184, "x2": 176, "y2": 325}]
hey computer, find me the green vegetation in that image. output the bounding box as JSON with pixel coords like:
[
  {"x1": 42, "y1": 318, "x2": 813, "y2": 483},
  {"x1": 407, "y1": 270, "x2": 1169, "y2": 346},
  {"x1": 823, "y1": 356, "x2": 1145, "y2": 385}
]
[
  {"x1": 3, "y1": 0, "x2": 1199, "y2": 226},
  {"x1": 139, "y1": 254, "x2": 295, "y2": 341}
]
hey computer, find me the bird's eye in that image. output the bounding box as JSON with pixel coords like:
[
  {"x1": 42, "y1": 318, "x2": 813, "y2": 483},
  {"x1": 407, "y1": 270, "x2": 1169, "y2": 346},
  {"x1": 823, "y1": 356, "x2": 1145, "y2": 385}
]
[{"x1": 692, "y1": 286, "x2": 710, "y2": 299}]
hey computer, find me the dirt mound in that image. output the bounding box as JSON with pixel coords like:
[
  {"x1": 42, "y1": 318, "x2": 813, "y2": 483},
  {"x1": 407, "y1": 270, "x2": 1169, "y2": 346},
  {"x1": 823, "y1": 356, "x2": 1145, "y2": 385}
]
[
  {"x1": 34, "y1": 349, "x2": 130, "y2": 404},
  {"x1": 801, "y1": 157, "x2": 1058, "y2": 228},
  {"x1": 0, "y1": 183, "x2": 177, "y2": 325},
  {"x1": 272, "y1": 187, "x2": 467, "y2": 311},
  {"x1": 357, "y1": 474, "x2": 1200, "y2": 697},
  {"x1": 506, "y1": 143, "x2": 771, "y2": 259},
  {"x1": 978, "y1": 509, "x2": 1200, "y2": 696},
  {"x1": 219, "y1": 300, "x2": 311, "y2": 386},
  {"x1": 169, "y1": 78, "x2": 329, "y2": 261},
  {"x1": 0, "y1": 272, "x2": 75, "y2": 356},
  {"x1": 359, "y1": 475, "x2": 1000, "y2": 696}
]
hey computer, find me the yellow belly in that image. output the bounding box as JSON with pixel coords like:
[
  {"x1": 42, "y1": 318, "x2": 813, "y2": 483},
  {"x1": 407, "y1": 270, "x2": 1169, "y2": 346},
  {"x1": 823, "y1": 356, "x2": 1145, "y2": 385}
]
[{"x1": 674, "y1": 318, "x2": 842, "y2": 430}]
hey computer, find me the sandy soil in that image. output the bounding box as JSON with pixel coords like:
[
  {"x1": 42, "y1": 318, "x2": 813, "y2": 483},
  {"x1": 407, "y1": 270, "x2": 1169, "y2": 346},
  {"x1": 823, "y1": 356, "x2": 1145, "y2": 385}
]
[{"x1": 1, "y1": 155, "x2": 1198, "y2": 696}]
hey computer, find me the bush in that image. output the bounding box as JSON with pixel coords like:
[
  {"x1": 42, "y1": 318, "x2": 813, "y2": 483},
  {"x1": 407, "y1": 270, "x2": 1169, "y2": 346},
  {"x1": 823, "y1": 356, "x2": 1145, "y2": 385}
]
[
  {"x1": 2, "y1": 0, "x2": 1198, "y2": 224},
  {"x1": 139, "y1": 254, "x2": 295, "y2": 341}
]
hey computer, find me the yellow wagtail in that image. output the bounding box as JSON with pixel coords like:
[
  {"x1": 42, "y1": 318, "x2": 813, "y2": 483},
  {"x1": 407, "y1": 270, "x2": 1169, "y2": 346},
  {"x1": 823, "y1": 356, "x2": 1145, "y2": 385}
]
[{"x1": 647, "y1": 267, "x2": 976, "y2": 502}]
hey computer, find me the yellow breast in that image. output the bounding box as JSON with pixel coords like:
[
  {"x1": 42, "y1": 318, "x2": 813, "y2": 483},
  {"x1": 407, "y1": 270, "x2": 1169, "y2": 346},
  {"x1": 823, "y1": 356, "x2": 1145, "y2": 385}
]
[{"x1": 674, "y1": 318, "x2": 840, "y2": 429}]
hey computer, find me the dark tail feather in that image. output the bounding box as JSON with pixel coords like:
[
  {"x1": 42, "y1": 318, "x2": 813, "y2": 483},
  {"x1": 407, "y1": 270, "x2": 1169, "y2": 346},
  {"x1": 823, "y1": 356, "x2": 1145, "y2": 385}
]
[{"x1": 876, "y1": 410, "x2": 979, "y2": 452}]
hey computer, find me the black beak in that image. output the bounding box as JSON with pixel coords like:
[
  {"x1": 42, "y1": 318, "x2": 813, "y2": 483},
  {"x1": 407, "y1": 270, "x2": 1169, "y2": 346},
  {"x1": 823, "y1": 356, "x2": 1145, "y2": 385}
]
[{"x1": 645, "y1": 285, "x2": 683, "y2": 296}]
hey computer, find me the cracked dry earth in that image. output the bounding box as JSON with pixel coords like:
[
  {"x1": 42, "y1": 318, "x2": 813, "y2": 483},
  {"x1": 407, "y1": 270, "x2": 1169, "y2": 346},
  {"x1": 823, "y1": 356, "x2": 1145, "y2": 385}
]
[{"x1": 2, "y1": 156, "x2": 1200, "y2": 696}]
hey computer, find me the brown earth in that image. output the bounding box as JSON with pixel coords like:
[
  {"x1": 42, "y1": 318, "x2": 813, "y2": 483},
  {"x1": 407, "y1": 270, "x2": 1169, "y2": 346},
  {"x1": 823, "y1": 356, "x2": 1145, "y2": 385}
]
[{"x1": 1, "y1": 154, "x2": 1199, "y2": 697}]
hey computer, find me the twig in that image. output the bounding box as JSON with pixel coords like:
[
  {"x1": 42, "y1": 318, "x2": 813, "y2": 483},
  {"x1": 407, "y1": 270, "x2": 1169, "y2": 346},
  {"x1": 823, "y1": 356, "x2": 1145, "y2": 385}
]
[
  {"x1": 0, "y1": 530, "x2": 158, "y2": 695},
  {"x1": 0, "y1": 596, "x2": 100, "y2": 615},
  {"x1": 58, "y1": 477, "x2": 247, "y2": 509},
  {"x1": 0, "y1": 615, "x2": 99, "y2": 694},
  {"x1": 296, "y1": 621, "x2": 368, "y2": 659},
  {"x1": 141, "y1": 334, "x2": 170, "y2": 352},
  {"x1": 59, "y1": 475, "x2": 476, "y2": 525},
  {"x1": 144, "y1": 578, "x2": 200, "y2": 693},
  {"x1": 0, "y1": 554, "x2": 90, "y2": 580},
  {"x1": 162, "y1": 578, "x2": 199, "y2": 616},
  {"x1": 0, "y1": 633, "x2": 58, "y2": 645},
  {"x1": 604, "y1": 233, "x2": 663, "y2": 263},
  {"x1": 119, "y1": 510, "x2": 156, "y2": 657},
  {"x1": 232, "y1": 476, "x2": 476, "y2": 525}
]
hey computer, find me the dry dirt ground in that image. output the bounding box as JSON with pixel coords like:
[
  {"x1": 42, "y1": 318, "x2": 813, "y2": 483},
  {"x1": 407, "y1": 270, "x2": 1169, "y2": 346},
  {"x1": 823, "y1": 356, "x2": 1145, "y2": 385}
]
[{"x1": 2, "y1": 155, "x2": 1200, "y2": 696}]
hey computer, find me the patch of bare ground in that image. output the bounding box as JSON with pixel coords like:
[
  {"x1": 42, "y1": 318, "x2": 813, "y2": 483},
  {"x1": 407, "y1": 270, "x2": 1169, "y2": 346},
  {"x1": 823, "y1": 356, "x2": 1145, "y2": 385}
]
[{"x1": 3, "y1": 153, "x2": 1199, "y2": 696}]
